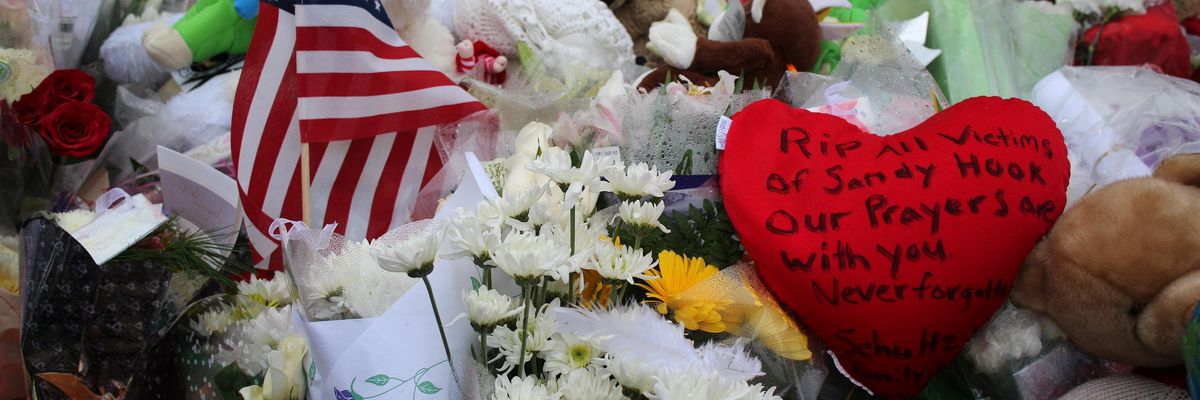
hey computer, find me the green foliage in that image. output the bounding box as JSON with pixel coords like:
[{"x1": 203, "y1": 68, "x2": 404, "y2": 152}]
[
  {"x1": 213, "y1": 363, "x2": 258, "y2": 400},
  {"x1": 365, "y1": 374, "x2": 390, "y2": 386},
  {"x1": 112, "y1": 219, "x2": 254, "y2": 290},
  {"x1": 610, "y1": 200, "x2": 743, "y2": 268}
]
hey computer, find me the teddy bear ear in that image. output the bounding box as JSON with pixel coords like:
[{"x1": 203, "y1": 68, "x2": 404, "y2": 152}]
[{"x1": 1152, "y1": 153, "x2": 1200, "y2": 188}]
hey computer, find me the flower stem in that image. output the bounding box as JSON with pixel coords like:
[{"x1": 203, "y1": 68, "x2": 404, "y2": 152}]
[
  {"x1": 567, "y1": 206, "x2": 577, "y2": 306},
  {"x1": 517, "y1": 284, "x2": 532, "y2": 377},
  {"x1": 483, "y1": 266, "x2": 492, "y2": 288},
  {"x1": 480, "y1": 330, "x2": 489, "y2": 370},
  {"x1": 422, "y1": 276, "x2": 454, "y2": 370}
]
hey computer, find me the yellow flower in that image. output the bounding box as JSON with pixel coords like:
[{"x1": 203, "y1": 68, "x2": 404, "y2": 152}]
[{"x1": 637, "y1": 251, "x2": 741, "y2": 333}]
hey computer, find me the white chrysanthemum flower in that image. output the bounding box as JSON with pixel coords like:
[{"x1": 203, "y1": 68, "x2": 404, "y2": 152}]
[
  {"x1": 220, "y1": 305, "x2": 296, "y2": 375},
  {"x1": 605, "y1": 355, "x2": 660, "y2": 393},
  {"x1": 237, "y1": 271, "x2": 294, "y2": 308},
  {"x1": 442, "y1": 208, "x2": 503, "y2": 263},
  {"x1": 190, "y1": 307, "x2": 235, "y2": 337},
  {"x1": 487, "y1": 232, "x2": 568, "y2": 283},
  {"x1": 300, "y1": 240, "x2": 416, "y2": 319},
  {"x1": 528, "y1": 148, "x2": 617, "y2": 206},
  {"x1": 528, "y1": 185, "x2": 569, "y2": 229},
  {"x1": 489, "y1": 306, "x2": 558, "y2": 374},
  {"x1": 463, "y1": 285, "x2": 523, "y2": 331},
  {"x1": 617, "y1": 200, "x2": 670, "y2": 233},
  {"x1": 600, "y1": 162, "x2": 675, "y2": 199},
  {"x1": 53, "y1": 209, "x2": 97, "y2": 233},
  {"x1": 648, "y1": 364, "x2": 756, "y2": 400},
  {"x1": 494, "y1": 185, "x2": 548, "y2": 222},
  {"x1": 541, "y1": 333, "x2": 605, "y2": 377},
  {"x1": 548, "y1": 369, "x2": 625, "y2": 400},
  {"x1": 493, "y1": 375, "x2": 561, "y2": 400},
  {"x1": 739, "y1": 385, "x2": 784, "y2": 400},
  {"x1": 591, "y1": 242, "x2": 657, "y2": 284},
  {"x1": 1059, "y1": 0, "x2": 1145, "y2": 15},
  {"x1": 372, "y1": 228, "x2": 441, "y2": 277},
  {"x1": 538, "y1": 220, "x2": 605, "y2": 283},
  {"x1": 301, "y1": 268, "x2": 354, "y2": 320},
  {"x1": 697, "y1": 340, "x2": 764, "y2": 381}
]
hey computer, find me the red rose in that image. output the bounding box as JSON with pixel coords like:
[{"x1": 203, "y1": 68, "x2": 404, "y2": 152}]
[
  {"x1": 11, "y1": 69, "x2": 96, "y2": 127},
  {"x1": 37, "y1": 101, "x2": 111, "y2": 159},
  {"x1": 12, "y1": 88, "x2": 48, "y2": 126},
  {"x1": 40, "y1": 69, "x2": 96, "y2": 108}
]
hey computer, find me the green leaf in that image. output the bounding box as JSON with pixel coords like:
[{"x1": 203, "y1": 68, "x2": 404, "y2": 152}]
[
  {"x1": 308, "y1": 359, "x2": 316, "y2": 381},
  {"x1": 417, "y1": 380, "x2": 443, "y2": 395},
  {"x1": 365, "y1": 374, "x2": 391, "y2": 386},
  {"x1": 213, "y1": 363, "x2": 258, "y2": 400},
  {"x1": 470, "y1": 277, "x2": 482, "y2": 290}
]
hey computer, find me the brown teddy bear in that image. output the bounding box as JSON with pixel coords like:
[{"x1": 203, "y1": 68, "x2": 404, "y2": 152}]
[
  {"x1": 1012, "y1": 153, "x2": 1200, "y2": 367},
  {"x1": 608, "y1": 0, "x2": 708, "y2": 63},
  {"x1": 635, "y1": 0, "x2": 860, "y2": 91}
]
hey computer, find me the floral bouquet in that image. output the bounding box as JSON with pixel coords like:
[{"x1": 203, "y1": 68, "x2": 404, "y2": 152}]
[
  {"x1": 0, "y1": 69, "x2": 112, "y2": 234},
  {"x1": 348, "y1": 120, "x2": 830, "y2": 400},
  {"x1": 18, "y1": 189, "x2": 249, "y2": 399},
  {"x1": 169, "y1": 272, "x2": 307, "y2": 400}
]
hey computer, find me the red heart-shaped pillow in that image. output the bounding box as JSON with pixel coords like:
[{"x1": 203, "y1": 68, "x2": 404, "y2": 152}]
[{"x1": 719, "y1": 98, "x2": 1069, "y2": 398}]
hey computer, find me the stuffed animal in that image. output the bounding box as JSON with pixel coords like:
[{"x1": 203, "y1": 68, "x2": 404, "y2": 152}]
[
  {"x1": 637, "y1": 0, "x2": 858, "y2": 91},
  {"x1": 608, "y1": 0, "x2": 707, "y2": 63},
  {"x1": 456, "y1": 40, "x2": 508, "y2": 85},
  {"x1": 1012, "y1": 153, "x2": 1200, "y2": 367},
  {"x1": 142, "y1": 0, "x2": 257, "y2": 70},
  {"x1": 383, "y1": 0, "x2": 459, "y2": 76}
]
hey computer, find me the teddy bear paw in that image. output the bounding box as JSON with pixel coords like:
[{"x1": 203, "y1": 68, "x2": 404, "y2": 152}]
[
  {"x1": 142, "y1": 23, "x2": 192, "y2": 70},
  {"x1": 647, "y1": 8, "x2": 698, "y2": 69}
]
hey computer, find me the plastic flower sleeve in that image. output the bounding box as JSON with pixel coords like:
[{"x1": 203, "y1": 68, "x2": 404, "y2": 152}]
[
  {"x1": 910, "y1": 0, "x2": 1075, "y2": 103},
  {"x1": 19, "y1": 216, "x2": 202, "y2": 399},
  {"x1": 672, "y1": 261, "x2": 830, "y2": 400},
  {"x1": 777, "y1": 13, "x2": 946, "y2": 136},
  {"x1": 1030, "y1": 66, "x2": 1200, "y2": 207}
]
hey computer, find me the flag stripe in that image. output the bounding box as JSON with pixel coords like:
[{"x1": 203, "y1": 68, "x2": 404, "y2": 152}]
[{"x1": 233, "y1": 0, "x2": 485, "y2": 270}]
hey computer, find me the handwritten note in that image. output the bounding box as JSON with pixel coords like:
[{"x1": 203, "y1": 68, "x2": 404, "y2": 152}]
[
  {"x1": 157, "y1": 146, "x2": 240, "y2": 251},
  {"x1": 718, "y1": 98, "x2": 1070, "y2": 397}
]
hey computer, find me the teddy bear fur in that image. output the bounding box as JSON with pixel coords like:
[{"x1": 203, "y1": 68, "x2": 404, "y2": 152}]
[
  {"x1": 1173, "y1": 0, "x2": 1200, "y2": 20},
  {"x1": 1012, "y1": 153, "x2": 1200, "y2": 367},
  {"x1": 609, "y1": 0, "x2": 706, "y2": 63},
  {"x1": 637, "y1": 0, "x2": 820, "y2": 91},
  {"x1": 383, "y1": 0, "x2": 458, "y2": 76}
]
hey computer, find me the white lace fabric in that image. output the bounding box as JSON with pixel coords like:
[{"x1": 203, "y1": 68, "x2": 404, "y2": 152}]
[{"x1": 455, "y1": 0, "x2": 634, "y2": 70}]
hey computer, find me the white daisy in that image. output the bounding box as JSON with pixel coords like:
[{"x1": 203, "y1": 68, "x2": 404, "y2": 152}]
[
  {"x1": 190, "y1": 307, "x2": 235, "y2": 337},
  {"x1": 549, "y1": 369, "x2": 625, "y2": 400},
  {"x1": 372, "y1": 228, "x2": 441, "y2": 277},
  {"x1": 648, "y1": 364, "x2": 756, "y2": 400},
  {"x1": 590, "y1": 242, "x2": 657, "y2": 284},
  {"x1": 617, "y1": 200, "x2": 670, "y2": 233},
  {"x1": 237, "y1": 271, "x2": 294, "y2": 308},
  {"x1": 220, "y1": 305, "x2": 296, "y2": 375},
  {"x1": 697, "y1": 340, "x2": 764, "y2": 381},
  {"x1": 600, "y1": 162, "x2": 675, "y2": 200},
  {"x1": 489, "y1": 306, "x2": 558, "y2": 374},
  {"x1": 541, "y1": 333, "x2": 605, "y2": 377},
  {"x1": 492, "y1": 375, "x2": 561, "y2": 400},
  {"x1": 442, "y1": 208, "x2": 503, "y2": 264},
  {"x1": 487, "y1": 232, "x2": 569, "y2": 283},
  {"x1": 462, "y1": 285, "x2": 524, "y2": 331}
]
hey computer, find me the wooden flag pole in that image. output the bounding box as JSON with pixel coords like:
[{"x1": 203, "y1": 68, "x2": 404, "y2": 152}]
[{"x1": 300, "y1": 142, "x2": 313, "y2": 226}]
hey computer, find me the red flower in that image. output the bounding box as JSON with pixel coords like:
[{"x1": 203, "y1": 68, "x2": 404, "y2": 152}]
[
  {"x1": 11, "y1": 69, "x2": 96, "y2": 127},
  {"x1": 12, "y1": 88, "x2": 48, "y2": 126},
  {"x1": 40, "y1": 69, "x2": 96, "y2": 108},
  {"x1": 37, "y1": 102, "x2": 111, "y2": 159}
]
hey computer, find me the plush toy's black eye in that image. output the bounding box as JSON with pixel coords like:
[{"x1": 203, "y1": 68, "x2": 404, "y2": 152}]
[{"x1": 1128, "y1": 304, "x2": 1143, "y2": 315}]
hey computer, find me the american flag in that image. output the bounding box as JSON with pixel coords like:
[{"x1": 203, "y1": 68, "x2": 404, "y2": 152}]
[{"x1": 232, "y1": 0, "x2": 486, "y2": 269}]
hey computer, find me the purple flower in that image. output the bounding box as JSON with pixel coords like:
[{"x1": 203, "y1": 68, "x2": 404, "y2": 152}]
[{"x1": 334, "y1": 388, "x2": 354, "y2": 400}]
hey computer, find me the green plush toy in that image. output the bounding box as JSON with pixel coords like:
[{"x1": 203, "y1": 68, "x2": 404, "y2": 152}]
[{"x1": 142, "y1": 0, "x2": 257, "y2": 70}]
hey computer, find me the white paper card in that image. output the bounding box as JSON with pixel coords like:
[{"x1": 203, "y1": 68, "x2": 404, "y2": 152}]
[
  {"x1": 591, "y1": 146, "x2": 622, "y2": 163},
  {"x1": 70, "y1": 193, "x2": 167, "y2": 265},
  {"x1": 157, "y1": 146, "x2": 240, "y2": 251}
]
